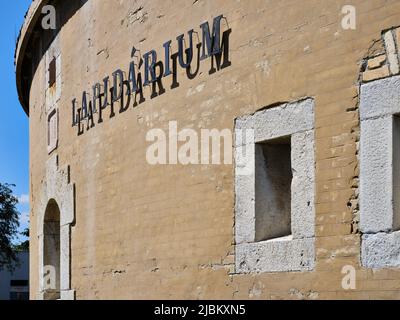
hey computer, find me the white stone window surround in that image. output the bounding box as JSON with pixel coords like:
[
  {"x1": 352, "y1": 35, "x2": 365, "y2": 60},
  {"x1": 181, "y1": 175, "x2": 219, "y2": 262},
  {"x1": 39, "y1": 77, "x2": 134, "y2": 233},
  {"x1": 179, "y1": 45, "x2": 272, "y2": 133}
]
[
  {"x1": 47, "y1": 108, "x2": 58, "y2": 154},
  {"x1": 360, "y1": 75, "x2": 400, "y2": 269},
  {"x1": 235, "y1": 98, "x2": 316, "y2": 273},
  {"x1": 45, "y1": 35, "x2": 62, "y2": 110},
  {"x1": 45, "y1": 35, "x2": 61, "y2": 155}
]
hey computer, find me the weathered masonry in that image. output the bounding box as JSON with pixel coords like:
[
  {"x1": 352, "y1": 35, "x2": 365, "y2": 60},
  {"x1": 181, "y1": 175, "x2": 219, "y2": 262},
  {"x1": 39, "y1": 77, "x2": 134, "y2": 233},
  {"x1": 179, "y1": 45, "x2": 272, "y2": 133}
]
[
  {"x1": 235, "y1": 99, "x2": 315, "y2": 273},
  {"x1": 15, "y1": 0, "x2": 400, "y2": 300},
  {"x1": 71, "y1": 15, "x2": 229, "y2": 135}
]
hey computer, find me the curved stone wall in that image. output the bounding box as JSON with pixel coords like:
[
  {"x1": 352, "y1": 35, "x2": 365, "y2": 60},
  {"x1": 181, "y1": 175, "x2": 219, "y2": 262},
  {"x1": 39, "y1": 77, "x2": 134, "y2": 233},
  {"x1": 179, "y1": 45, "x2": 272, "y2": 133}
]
[{"x1": 16, "y1": 0, "x2": 400, "y2": 300}]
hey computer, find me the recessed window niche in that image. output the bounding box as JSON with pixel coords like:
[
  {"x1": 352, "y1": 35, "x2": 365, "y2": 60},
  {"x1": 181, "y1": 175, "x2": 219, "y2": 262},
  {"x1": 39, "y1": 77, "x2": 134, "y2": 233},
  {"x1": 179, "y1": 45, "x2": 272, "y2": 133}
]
[
  {"x1": 235, "y1": 98, "x2": 315, "y2": 273},
  {"x1": 255, "y1": 138, "x2": 292, "y2": 242}
]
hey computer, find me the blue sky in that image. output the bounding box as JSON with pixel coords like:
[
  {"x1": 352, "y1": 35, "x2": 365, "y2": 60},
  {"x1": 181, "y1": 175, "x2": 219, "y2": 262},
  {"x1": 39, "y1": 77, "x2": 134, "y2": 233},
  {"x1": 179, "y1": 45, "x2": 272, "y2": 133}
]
[{"x1": 0, "y1": 1, "x2": 32, "y2": 243}]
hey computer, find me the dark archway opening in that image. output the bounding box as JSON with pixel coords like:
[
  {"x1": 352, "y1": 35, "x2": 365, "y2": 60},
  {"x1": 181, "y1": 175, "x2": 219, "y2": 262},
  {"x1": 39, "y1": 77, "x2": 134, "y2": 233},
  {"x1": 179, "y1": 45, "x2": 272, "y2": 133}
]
[{"x1": 43, "y1": 199, "x2": 60, "y2": 300}]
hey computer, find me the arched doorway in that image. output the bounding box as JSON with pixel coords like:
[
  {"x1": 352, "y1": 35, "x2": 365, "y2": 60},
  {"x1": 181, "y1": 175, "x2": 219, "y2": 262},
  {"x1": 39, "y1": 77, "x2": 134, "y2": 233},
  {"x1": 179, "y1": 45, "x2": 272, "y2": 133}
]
[
  {"x1": 43, "y1": 199, "x2": 60, "y2": 300},
  {"x1": 37, "y1": 155, "x2": 75, "y2": 300}
]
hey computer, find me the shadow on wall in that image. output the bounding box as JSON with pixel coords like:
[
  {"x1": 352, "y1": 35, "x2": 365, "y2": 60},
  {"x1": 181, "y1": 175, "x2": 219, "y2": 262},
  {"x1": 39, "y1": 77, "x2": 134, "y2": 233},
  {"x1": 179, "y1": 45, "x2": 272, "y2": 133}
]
[
  {"x1": 20, "y1": 0, "x2": 232, "y2": 115},
  {"x1": 43, "y1": 199, "x2": 60, "y2": 300},
  {"x1": 18, "y1": 0, "x2": 89, "y2": 111},
  {"x1": 153, "y1": 28, "x2": 232, "y2": 97},
  {"x1": 123, "y1": 27, "x2": 233, "y2": 107},
  {"x1": 72, "y1": 16, "x2": 233, "y2": 135}
]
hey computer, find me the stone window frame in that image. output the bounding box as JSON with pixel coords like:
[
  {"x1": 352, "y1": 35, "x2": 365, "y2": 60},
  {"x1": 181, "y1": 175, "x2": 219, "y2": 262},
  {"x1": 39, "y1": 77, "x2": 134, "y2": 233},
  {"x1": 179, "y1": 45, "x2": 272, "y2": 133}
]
[
  {"x1": 360, "y1": 75, "x2": 400, "y2": 269},
  {"x1": 45, "y1": 36, "x2": 62, "y2": 111},
  {"x1": 234, "y1": 98, "x2": 316, "y2": 273},
  {"x1": 45, "y1": 35, "x2": 61, "y2": 155},
  {"x1": 47, "y1": 108, "x2": 58, "y2": 154}
]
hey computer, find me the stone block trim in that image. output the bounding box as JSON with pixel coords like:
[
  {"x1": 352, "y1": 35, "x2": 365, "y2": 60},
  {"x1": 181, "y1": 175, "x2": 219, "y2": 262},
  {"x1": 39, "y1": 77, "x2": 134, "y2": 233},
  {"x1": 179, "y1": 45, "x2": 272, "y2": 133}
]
[
  {"x1": 360, "y1": 76, "x2": 400, "y2": 120},
  {"x1": 360, "y1": 116, "x2": 394, "y2": 233},
  {"x1": 37, "y1": 155, "x2": 75, "y2": 300},
  {"x1": 45, "y1": 34, "x2": 61, "y2": 110},
  {"x1": 235, "y1": 99, "x2": 315, "y2": 273},
  {"x1": 47, "y1": 108, "x2": 58, "y2": 154},
  {"x1": 236, "y1": 237, "x2": 315, "y2": 273},
  {"x1": 360, "y1": 75, "x2": 400, "y2": 269},
  {"x1": 45, "y1": 35, "x2": 61, "y2": 154},
  {"x1": 362, "y1": 231, "x2": 400, "y2": 269}
]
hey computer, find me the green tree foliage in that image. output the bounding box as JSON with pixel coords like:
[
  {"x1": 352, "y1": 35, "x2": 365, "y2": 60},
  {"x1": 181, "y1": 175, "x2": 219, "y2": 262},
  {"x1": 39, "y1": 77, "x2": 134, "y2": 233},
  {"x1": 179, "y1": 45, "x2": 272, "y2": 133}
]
[
  {"x1": 14, "y1": 228, "x2": 29, "y2": 252},
  {"x1": 0, "y1": 183, "x2": 20, "y2": 271}
]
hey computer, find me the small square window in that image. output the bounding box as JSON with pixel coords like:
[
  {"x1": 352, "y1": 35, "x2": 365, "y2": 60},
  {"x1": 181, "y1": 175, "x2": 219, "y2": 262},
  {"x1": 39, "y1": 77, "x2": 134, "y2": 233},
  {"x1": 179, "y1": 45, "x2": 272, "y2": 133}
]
[{"x1": 10, "y1": 280, "x2": 29, "y2": 287}]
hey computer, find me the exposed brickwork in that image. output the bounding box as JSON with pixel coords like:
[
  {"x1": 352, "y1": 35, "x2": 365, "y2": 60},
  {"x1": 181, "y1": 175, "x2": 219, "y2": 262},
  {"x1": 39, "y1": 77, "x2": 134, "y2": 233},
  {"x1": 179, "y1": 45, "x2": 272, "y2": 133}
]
[{"x1": 362, "y1": 26, "x2": 400, "y2": 83}]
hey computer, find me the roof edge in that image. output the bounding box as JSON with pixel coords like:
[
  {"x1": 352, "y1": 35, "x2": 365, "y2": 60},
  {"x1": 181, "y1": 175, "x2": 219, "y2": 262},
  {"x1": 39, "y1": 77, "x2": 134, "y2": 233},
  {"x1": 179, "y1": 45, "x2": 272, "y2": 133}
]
[{"x1": 15, "y1": 0, "x2": 51, "y2": 116}]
